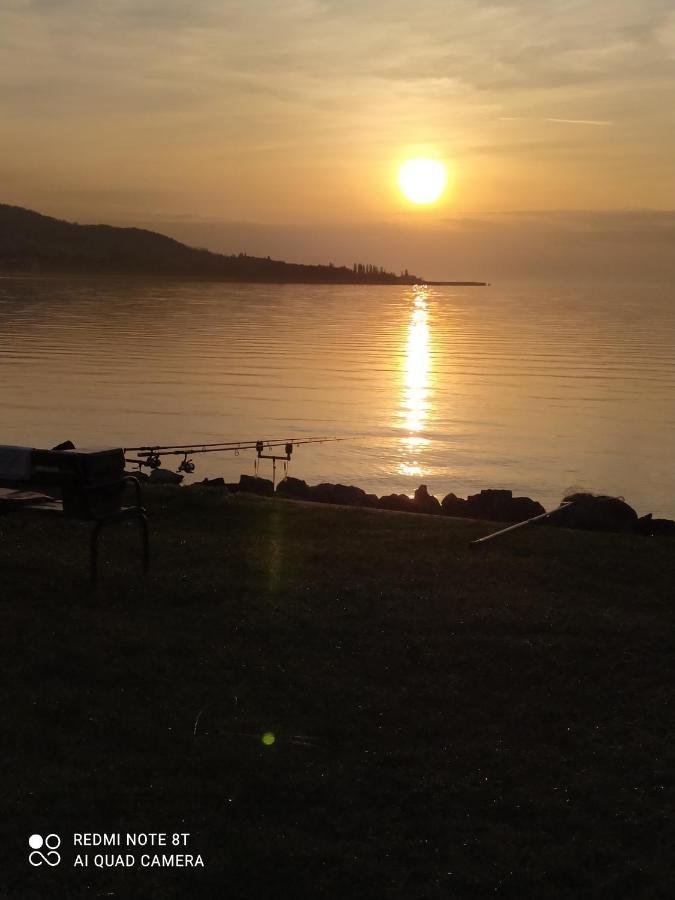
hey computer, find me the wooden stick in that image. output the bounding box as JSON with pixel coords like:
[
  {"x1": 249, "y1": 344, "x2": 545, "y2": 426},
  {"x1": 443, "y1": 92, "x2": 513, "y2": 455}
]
[{"x1": 470, "y1": 501, "x2": 573, "y2": 546}]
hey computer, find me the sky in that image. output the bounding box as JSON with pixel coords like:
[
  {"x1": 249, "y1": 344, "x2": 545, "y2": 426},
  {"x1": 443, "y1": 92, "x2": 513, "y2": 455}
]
[{"x1": 2, "y1": 0, "x2": 675, "y2": 278}]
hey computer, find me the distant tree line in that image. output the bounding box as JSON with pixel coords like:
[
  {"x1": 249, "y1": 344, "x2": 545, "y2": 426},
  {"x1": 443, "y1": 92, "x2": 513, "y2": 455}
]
[
  {"x1": 0, "y1": 204, "x2": 424, "y2": 285},
  {"x1": 352, "y1": 263, "x2": 412, "y2": 278}
]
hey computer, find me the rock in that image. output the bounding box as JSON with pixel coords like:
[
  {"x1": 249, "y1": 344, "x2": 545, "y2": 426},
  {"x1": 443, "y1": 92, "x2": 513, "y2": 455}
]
[
  {"x1": 276, "y1": 477, "x2": 311, "y2": 500},
  {"x1": 238, "y1": 474, "x2": 274, "y2": 496},
  {"x1": 507, "y1": 496, "x2": 546, "y2": 521},
  {"x1": 441, "y1": 489, "x2": 544, "y2": 521},
  {"x1": 198, "y1": 477, "x2": 226, "y2": 488},
  {"x1": 309, "y1": 482, "x2": 367, "y2": 506},
  {"x1": 148, "y1": 467, "x2": 183, "y2": 485},
  {"x1": 555, "y1": 492, "x2": 638, "y2": 533},
  {"x1": 378, "y1": 493, "x2": 415, "y2": 513},
  {"x1": 635, "y1": 513, "x2": 652, "y2": 535},
  {"x1": 180, "y1": 480, "x2": 231, "y2": 506},
  {"x1": 464, "y1": 489, "x2": 544, "y2": 522},
  {"x1": 413, "y1": 484, "x2": 441, "y2": 514},
  {"x1": 441, "y1": 493, "x2": 468, "y2": 516},
  {"x1": 51, "y1": 440, "x2": 75, "y2": 451},
  {"x1": 636, "y1": 514, "x2": 675, "y2": 537},
  {"x1": 651, "y1": 519, "x2": 675, "y2": 537},
  {"x1": 465, "y1": 489, "x2": 512, "y2": 521}
]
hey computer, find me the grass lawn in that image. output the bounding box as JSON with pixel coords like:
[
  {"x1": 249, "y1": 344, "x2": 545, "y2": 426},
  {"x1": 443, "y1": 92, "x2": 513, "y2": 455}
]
[{"x1": 1, "y1": 486, "x2": 674, "y2": 898}]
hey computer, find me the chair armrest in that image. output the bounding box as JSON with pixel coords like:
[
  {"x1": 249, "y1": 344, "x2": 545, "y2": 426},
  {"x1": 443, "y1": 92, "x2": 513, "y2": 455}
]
[{"x1": 122, "y1": 475, "x2": 143, "y2": 508}]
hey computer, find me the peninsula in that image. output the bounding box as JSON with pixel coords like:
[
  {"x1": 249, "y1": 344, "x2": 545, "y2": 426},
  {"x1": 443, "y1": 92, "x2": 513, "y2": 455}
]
[{"x1": 0, "y1": 203, "x2": 485, "y2": 286}]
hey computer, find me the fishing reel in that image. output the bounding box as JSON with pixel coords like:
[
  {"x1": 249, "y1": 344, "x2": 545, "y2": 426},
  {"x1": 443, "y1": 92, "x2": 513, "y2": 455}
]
[
  {"x1": 145, "y1": 451, "x2": 162, "y2": 469},
  {"x1": 178, "y1": 455, "x2": 196, "y2": 474}
]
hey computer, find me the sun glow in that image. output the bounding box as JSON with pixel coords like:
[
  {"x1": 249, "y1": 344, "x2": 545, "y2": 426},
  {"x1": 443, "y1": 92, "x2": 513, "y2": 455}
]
[{"x1": 398, "y1": 158, "x2": 447, "y2": 205}]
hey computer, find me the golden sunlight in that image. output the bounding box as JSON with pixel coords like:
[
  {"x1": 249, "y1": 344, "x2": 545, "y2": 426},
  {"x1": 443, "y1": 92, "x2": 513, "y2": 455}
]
[
  {"x1": 398, "y1": 287, "x2": 432, "y2": 476},
  {"x1": 398, "y1": 158, "x2": 447, "y2": 205}
]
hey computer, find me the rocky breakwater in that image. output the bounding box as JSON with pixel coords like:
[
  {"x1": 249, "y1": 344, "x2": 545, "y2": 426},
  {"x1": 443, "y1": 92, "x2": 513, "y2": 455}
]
[
  {"x1": 274, "y1": 479, "x2": 545, "y2": 523},
  {"x1": 271, "y1": 479, "x2": 674, "y2": 537},
  {"x1": 138, "y1": 470, "x2": 675, "y2": 537}
]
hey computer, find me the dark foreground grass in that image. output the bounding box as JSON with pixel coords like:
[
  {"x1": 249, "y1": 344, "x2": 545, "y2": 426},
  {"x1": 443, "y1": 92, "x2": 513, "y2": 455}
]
[{"x1": 1, "y1": 487, "x2": 674, "y2": 899}]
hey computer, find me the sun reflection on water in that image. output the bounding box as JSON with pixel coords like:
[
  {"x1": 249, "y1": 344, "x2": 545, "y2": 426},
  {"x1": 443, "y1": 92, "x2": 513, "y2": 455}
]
[{"x1": 398, "y1": 286, "x2": 432, "y2": 477}]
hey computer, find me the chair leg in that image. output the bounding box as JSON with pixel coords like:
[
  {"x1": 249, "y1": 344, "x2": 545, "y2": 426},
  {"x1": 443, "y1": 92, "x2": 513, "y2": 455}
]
[
  {"x1": 90, "y1": 521, "x2": 103, "y2": 584},
  {"x1": 138, "y1": 510, "x2": 150, "y2": 573}
]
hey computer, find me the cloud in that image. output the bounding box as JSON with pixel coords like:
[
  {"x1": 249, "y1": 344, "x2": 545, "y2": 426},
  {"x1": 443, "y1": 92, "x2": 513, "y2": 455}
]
[
  {"x1": 499, "y1": 117, "x2": 612, "y2": 126},
  {"x1": 544, "y1": 119, "x2": 611, "y2": 126}
]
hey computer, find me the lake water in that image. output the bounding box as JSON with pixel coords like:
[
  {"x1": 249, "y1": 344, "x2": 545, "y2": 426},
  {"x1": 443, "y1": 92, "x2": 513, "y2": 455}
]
[{"x1": 1, "y1": 276, "x2": 674, "y2": 517}]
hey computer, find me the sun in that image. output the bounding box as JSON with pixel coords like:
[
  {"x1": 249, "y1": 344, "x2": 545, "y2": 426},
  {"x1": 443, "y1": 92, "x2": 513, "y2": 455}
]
[{"x1": 398, "y1": 158, "x2": 447, "y2": 205}]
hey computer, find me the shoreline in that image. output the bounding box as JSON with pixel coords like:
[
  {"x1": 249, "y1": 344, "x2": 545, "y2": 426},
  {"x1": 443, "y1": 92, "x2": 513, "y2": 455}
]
[
  {"x1": 0, "y1": 271, "x2": 488, "y2": 286},
  {"x1": 141, "y1": 471, "x2": 675, "y2": 538}
]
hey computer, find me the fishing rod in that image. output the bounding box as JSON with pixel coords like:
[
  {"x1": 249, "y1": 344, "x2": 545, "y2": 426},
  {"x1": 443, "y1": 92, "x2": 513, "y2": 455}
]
[
  {"x1": 125, "y1": 436, "x2": 344, "y2": 453},
  {"x1": 470, "y1": 501, "x2": 573, "y2": 546},
  {"x1": 123, "y1": 434, "x2": 351, "y2": 482}
]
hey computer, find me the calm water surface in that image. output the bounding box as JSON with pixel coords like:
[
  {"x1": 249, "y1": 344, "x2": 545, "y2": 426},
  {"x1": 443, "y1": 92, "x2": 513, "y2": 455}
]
[{"x1": 1, "y1": 277, "x2": 674, "y2": 516}]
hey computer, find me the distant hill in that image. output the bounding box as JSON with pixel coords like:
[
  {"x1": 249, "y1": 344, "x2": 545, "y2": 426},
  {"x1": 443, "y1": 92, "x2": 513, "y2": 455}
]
[{"x1": 0, "y1": 203, "x2": 423, "y2": 285}]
